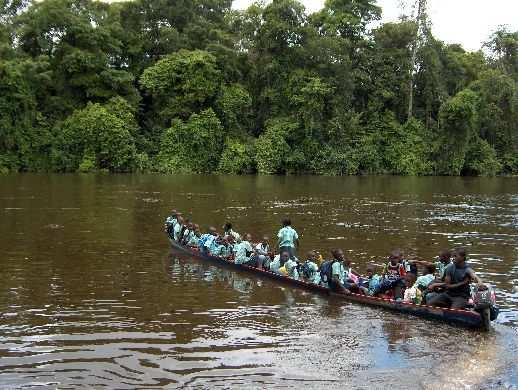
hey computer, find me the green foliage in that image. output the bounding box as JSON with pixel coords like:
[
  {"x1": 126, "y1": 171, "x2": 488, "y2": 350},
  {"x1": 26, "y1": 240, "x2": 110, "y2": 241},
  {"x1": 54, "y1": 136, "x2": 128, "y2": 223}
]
[
  {"x1": 436, "y1": 89, "x2": 479, "y2": 175},
  {"x1": 0, "y1": 0, "x2": 516, "y2": 176},
  {"x1": 140, "y1": 50, "x2": 221, "y2": 122},
  {"x1": 215, "y1": 84, "x2": 252, "y2": 135},
  {"x1": 157, "y1": 109, "x2": 224, "y2": 173},
  {"x1": 254, "y1": 118, "x2": 294, "y2": 174},
  {"x1": 55, "y1": 102, "x2": 137, "y2": 172},
  {"x1": 384, "y1": 119, "x2": 433, "y2": 175},
  {"x1": 463, "y1": 136, "x2": 501, "y2": 176},
  {"x1": 218, "y1": 138, "x2": 255, "y2": 174}
]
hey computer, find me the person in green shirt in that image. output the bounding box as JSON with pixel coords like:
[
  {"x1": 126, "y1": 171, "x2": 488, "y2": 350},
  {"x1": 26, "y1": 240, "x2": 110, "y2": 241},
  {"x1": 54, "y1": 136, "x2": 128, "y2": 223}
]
[
  {"x1": 233, "y1": 234, "x2": 253, "y2": 265},
  {"x1": 329, "y1": 249, "x2": 352, "y2": 294},
  {"x1": 188, "y1": 228, "x2": 201, "y2": 247},
  {"x1": 414, "y1": 264, "x2": 436, "y2": 291},
  {"x1": 277, "y1": 218, "x2": 299, "y2": 259}
]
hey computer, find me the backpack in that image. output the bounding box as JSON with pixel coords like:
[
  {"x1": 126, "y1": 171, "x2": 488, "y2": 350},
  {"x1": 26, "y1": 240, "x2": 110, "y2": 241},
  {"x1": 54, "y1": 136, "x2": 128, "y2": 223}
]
[
  {"x1": 320, "y1": 260, "x2": 336, "y2": 285},
  {"x1": 167, "y1": 224, "x2": 175, "y2": 240},
  {"x1": 299, "y1": 261, "x2": 313, "y2": 279}
]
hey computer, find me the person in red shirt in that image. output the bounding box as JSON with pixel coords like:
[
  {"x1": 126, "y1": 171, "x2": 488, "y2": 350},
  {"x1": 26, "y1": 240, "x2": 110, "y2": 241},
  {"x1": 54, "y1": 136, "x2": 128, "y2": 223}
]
[{"x1": 372, "y1": 252, "x2": 407, "y2": 299}]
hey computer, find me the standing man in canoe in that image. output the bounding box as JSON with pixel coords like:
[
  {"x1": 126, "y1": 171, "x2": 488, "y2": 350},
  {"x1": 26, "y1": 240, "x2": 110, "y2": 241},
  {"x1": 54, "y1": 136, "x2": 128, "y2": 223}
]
[{"x1": 277, "y1": 218, "x2": 299, "y2": 260}]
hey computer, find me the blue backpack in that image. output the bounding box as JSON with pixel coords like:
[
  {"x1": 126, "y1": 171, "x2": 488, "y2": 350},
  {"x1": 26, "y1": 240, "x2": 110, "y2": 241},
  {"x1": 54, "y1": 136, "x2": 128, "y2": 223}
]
[{"x1": 320, "y1": 260, "x2": 336, "y2": 285}]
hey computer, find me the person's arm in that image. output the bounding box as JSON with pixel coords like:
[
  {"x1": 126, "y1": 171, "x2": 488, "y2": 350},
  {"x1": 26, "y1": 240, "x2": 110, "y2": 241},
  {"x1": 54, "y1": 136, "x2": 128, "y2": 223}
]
[
  {"x1": 467, "y1": 268, "x2": 487, "y2": 289},
  {"x1": 429, "y1": 270, "x2": 450, "y2": 291},
  {"x1": 293, "y1": 230, "x2": 299, "y2": 248},
  {"x1": 467, "y1": 269, "x2": 482, "y2": 284},
  {"x1": 443, "y1": 271, "x2": 470, "y2": 290}
]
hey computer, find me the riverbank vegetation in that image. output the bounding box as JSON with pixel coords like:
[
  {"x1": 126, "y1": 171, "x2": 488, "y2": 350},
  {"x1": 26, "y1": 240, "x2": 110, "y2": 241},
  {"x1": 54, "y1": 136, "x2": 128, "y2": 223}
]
[{"x1": 1, "y1": 0, "x2": 517, "y2": 175}]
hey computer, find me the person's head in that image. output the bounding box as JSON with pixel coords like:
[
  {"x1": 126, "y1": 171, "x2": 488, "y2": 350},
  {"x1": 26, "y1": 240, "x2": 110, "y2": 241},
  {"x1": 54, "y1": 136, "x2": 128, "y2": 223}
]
[
  {"x1": 307, "y1": 250, "x2": 317, "y2": 261},
  {"x1": 331, "y1": 249, "x2": 344, "y2": 261},
  {"x1": 209, "y1": 226, "x2": 218, "y2": 236},
  {"x1": 171, "y1": 209, "x2": 177, "y2": 216},
  {"x1": 194, "y1": 223, "x2": 200, "y2": 232},
  {"x1": 390, "y1": 249, "x2": 403, "y2": 263},
  {"x1": 388, "y1": 253, "x2": 399, "y2": 266},
  {"x1": 280, "y1": 251, "x2": 290, "y2": 262},
  {"x1": 177, "y1": 216, "x2": 184, "y2": 224},
  {"x1": 453, "y1": 247, "x2": 467, "y2": 265},
  {"x1": 282, "y1": 218, "x2": 291, "y2": 227},
  {"x1": 343, "y1": 258, "x2": 352, "y2": 267},
  {"x1": 223, "y1": 222, "x2": 232, "y2": 232},
  {"x1": 439, "y1": 249, "x2": 451, "y2": 264},
  {"x1": 244, "y1": 233, "x2": 252, "y2": 242},
  {"x1": 404, "y1": 273, "x2": 417, "y2": 287},
  {"x1": 366, "y1": 264, "x2": 376, "y2": 277},
  {"x1": 425, "y1": 263, "x2": 436, "y2": 275},
  {"x1": 187, "y1": 222, "x2": 193, "y2": 230}
]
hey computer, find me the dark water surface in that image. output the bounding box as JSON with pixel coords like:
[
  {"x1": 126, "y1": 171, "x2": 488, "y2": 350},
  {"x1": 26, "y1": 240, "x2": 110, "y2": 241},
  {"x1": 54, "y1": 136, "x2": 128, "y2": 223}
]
[{"x1": 1, "y1": 174, "x2": 517, "y2": 389}]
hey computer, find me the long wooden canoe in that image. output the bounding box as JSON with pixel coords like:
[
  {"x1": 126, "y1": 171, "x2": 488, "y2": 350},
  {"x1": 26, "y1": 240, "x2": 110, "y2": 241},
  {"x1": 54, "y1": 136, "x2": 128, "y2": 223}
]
[{"x1": 168, "y1": 238, "x2": 492, "y2": 330}]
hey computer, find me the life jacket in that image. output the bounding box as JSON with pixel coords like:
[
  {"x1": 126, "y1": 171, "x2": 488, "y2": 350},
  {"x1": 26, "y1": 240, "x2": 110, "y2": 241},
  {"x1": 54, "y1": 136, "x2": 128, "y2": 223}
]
[{"x1": 320, "y1": 260, "x2": 337, "y2": 285}]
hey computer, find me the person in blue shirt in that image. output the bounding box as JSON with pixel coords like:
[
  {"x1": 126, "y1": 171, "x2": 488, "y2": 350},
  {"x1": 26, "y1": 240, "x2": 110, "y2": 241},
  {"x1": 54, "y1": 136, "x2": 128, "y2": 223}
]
[
  {"x1": 233, "y1": 234, "x2": 254, "y2": 265},
  {"x1": 199, "y1": 226, "x2": 219, "y2": 255},
  {"x1": 277, "y1": 218, "x2": 299, "y2": 259}
]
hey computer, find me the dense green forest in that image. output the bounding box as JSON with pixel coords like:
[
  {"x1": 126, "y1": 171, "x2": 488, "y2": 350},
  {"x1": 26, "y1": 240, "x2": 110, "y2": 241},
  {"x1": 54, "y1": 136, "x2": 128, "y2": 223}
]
[{"x1": 1, "y1": 0, "x2": 517, "y2": 175}]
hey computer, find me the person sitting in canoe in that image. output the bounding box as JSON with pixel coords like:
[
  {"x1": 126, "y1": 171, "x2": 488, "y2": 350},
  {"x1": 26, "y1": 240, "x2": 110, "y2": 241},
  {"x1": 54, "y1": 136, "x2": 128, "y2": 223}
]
[
  {"x1": 165, "y1": 209, "x2": 177, "y2": 230},
  {"x1": 414, "y1": 249, "x2": 452, "y2": 280},
  {"x1": 299, "y1": 251, "x2": 321, "y2": 285},
  {"x1": 179, "y1": 218, "x2": 191, "y2": 242},
  {"x1": 187, "y1": 225, "x2": 201, "y2": 247},
  {"x1": 320, "y1": 249, "x2": 353, "y2": 294},
  {"x1": 180, "y1": 222, "x2": 194, "y2": 245},
  {"x1": 253, "y1": 236, "x2": 271, "y2": 270},
  {"x1": 233, "y1": 234, "x2": 254, "y2": 265},
  {"x1": 269, "y1": 251, "x2": 289, "y2": 275},
  {"x1": 391, "y1": 249, "x2": 417, "y2": 275},
  {"x1": 199, "y1": 227, "x2": 219, "y2": 255},
  {"x1": 359, "y1": 264, "x2": 382, "y2": 295},
  {"x1": 281, "y1": 255, "x2": 300, "y2": 280},
  {"x1": 173, "y1": 215, "x2": 184, "y2": 241},
  {"x1": 277, "y1": 218, "x2": 299, "y2": 259},
  {"x1": 403, "y1": 273, "x2": 422, "y2": 304},
  {"x1": 212, "y1": 236, "x2": 233, "y2": 259},
  {"x1": 223, "y1": 222, "x2": 241, "y2": 242},
  {"x1": 413, "y1": 264, "x2": 436, "y2": 299},
  {"x1": 426, "y1": 248, "x2": 484, "y2": 309},
  {"x1": 372, "y1": 252, "x2": 407, "y2": 299}
]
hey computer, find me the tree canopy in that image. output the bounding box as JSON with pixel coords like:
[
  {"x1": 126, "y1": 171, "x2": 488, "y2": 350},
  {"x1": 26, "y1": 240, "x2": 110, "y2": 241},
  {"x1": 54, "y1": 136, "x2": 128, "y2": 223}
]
[{"x1": 1, "y1": 0, "x2": 517, "y2": 176}]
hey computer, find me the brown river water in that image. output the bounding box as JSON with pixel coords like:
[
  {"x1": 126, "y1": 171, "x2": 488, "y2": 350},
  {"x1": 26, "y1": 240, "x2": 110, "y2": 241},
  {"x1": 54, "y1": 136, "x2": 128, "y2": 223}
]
[{"x1": 1, "y1": 174, "x2": 517, "y2": 389}]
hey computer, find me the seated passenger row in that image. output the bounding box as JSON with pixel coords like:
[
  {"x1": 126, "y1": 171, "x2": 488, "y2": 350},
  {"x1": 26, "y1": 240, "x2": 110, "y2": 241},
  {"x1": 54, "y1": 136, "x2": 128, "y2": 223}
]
[{"x1": 165, "y1": 211, "x2": 485, "y2": 310}]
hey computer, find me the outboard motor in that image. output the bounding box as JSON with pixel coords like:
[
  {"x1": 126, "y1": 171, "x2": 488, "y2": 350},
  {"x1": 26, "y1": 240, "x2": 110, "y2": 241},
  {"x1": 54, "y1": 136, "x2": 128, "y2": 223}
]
[{"x1": 472, "y1": 284, "x2": 499, "y2": 330}]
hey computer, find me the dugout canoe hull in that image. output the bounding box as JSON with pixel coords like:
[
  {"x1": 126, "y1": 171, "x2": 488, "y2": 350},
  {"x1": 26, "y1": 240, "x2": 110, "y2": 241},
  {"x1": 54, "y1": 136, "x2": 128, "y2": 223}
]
[{"x1": 168, "y1": 238, "x2": 490, "y2": 330}]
